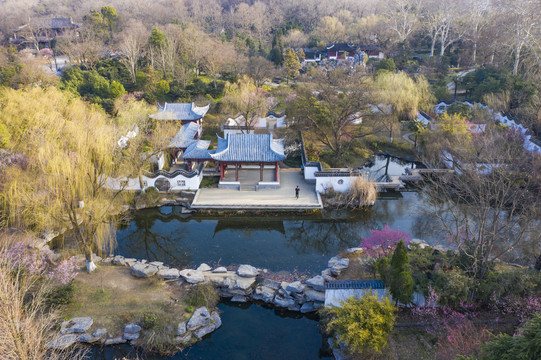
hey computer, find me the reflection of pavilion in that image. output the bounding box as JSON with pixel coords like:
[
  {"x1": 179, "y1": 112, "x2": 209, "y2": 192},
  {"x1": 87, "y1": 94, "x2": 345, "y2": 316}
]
[{"x1": 214, "y1": 219, "x2": 286, "y2": 236}]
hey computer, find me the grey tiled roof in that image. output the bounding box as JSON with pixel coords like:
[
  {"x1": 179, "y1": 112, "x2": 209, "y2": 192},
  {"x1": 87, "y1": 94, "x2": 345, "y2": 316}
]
[
  {"x1": 182, "y1": 140, "x2": 215, "y2": 160},
  {"x1": 169, "y1": 122, "x2": 199, "y2": 149},
  {"x1": 211, "y1": 134, "x2": 286, "y2": 162},
  {"x1": 150, "y1": 102, "x2": 209, "y2": 121}
]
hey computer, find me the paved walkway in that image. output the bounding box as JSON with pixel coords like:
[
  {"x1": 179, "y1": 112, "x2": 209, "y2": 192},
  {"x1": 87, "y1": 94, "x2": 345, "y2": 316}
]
[
  {"x1": 192, "y1": 169, "x2": 322, "y2": 209},
  {"x1": 402, "y1": 132, "x2": 415, "y2": 145}
]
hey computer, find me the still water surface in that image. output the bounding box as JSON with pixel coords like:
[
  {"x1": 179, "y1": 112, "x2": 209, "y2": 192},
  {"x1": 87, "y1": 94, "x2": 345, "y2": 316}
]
[{"x1": 104, "y1": 156, "x2": 436, "y2": 359}]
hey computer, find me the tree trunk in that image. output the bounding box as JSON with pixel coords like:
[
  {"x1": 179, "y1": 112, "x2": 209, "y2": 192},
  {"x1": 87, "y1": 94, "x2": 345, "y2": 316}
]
[
  {"x1": 86, "y1": 251, "x2": 97, "y2": 272},
  {"x1": 430, "y1": 35, "x2": 437, "y2": 57},
  {"x1": 472, "y1": 41, "x2": 477, "y2": 65},
  {"x1": 513, "y1": 44, "x2": 521, "y2": 76},
  {"x1": 138, "y1": 169, "x2": 145, "y2": 193}
]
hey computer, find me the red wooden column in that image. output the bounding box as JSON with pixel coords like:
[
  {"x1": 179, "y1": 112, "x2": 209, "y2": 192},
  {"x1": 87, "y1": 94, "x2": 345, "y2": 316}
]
[
  {"x1": 275, "y1": 162, "x2": 279, "y2": 182},
  {"x1": 260, "y1": 163, "x2": 263, "y2": 182},
  {"x1": 235, "y1": 163, "x2": 239, "y2": 181},
  {"x1": 220, "y1": 163, "x2": 224, "y2": 181}
]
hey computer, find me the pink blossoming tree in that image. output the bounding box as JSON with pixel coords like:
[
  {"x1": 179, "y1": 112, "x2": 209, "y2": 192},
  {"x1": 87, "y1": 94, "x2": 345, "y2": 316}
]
[{"x1": 361, "y1": 225, "x2": 411, "y2": 257}]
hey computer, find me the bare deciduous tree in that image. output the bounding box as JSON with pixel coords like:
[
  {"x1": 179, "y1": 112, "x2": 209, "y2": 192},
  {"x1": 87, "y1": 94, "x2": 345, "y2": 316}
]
[{"x1": 119, "y1": 21, "x2": 147, "y2": 83}]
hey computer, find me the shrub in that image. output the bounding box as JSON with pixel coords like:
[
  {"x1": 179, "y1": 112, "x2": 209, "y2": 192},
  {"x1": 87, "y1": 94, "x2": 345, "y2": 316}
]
[
  {"x1": 321, "y1": 293, "x2": 397, "y2": 355},
  {"x1": 184, "y1": 283, "x2": 219, "y2": 309},
  {"x1": 482, "y1": 313, "x2": 541, "y2": 360},
  {"x1": 46, "y1": 282, "x2": 76, "y2": 307},
  {"x1": 435, "y1": 269, "x2": 474, "y2": 308},
  {"x1": 139, "y1": 187, "x2": 161, "y2": 206},
  {"x1": 141, "y1": 313, "x2": 158, "y2": 329},
  {"x1": 436, "y1": 320, "x2": 490, "y2": 360}
]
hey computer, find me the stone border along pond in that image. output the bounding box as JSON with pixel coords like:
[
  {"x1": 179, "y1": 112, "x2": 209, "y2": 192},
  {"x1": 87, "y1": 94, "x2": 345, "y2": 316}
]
[{"x1": 47, "y1": 248, "x2": 360, "y2": 352}]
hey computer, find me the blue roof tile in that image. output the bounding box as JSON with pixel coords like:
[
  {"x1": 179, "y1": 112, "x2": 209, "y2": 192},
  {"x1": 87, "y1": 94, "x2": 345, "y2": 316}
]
[
  {"x1": 169, "y1": 122, "x2": 199, "y2": 149},
  {"x1": 211, "y1": 134, "x2": 286, "y2": 162},
  {"x1": 150, "y1": 102, "x2": 209, "y2": 121}
]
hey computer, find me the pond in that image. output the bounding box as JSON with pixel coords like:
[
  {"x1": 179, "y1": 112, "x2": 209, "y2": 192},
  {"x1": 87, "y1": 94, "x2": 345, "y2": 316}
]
[
  {"x1": 106, "y1": 156, "x2": 440, "y2": 360},
  {"x1": 90, "y1": 301, "x2": 331, "y2": 360},
  {"x1": 116, "y1": 192, "x2": 439, "y2": 275}
]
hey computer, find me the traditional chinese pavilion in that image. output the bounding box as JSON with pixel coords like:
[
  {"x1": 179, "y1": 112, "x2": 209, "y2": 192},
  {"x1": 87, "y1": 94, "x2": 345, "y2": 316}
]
[
  {"x1": 150, "y1": 102, "x2": 209, "y2": 138},
  {"x1": 210, "y1": 134, "x2": 286, "y2": 185},
  {"x1": 326, "y1": 43, "x2": 358, "y2": 60}
]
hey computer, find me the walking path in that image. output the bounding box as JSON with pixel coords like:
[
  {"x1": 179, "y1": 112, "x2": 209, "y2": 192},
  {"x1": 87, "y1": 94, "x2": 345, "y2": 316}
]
[
  {"x1": 192, "y1": 170, "x2": 323, "y2": 210},
  {"x1": 402, "y1": 132, "x2": 415, "y2": 145}
]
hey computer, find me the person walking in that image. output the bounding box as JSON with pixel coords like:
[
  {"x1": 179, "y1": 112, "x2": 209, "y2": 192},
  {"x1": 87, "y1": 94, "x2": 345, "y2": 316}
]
[{"x1": 295, "y1": 185, "x2": 300, "y2": 199}]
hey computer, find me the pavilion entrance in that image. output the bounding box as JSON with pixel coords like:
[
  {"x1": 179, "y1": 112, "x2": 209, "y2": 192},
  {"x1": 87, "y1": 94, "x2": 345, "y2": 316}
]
[{"x1": 219, "y1": 163, "x2": 280, "y2": 190}]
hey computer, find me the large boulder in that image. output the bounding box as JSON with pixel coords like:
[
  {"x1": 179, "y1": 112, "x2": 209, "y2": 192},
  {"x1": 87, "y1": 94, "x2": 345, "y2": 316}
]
[
  {"x1": 157, "y1": 268, "x2": 180, "y2": 279},
  {"x1": 124, "y1": 324, "x2": 142, "y2": 333},
  {"x1": 231, "y1": 295, "x2": 248, "y2": 302},
  {"x1": 177, "y1": 322, "x2": 187, "y2": 336},
  {"x1": 260, "y1": 278, "x2": 281, "y2": 290},
  {"x1": 104, "y1": 337, "x2": 127, "y2": 345},
  {"x1": 131, "y1": 262, "x2": 159, "y2": 278},
  {"x1": 321, "y1": 268, "x2": 335, "y2": 282},
  {"x1": 253, "y1": 286, "x2": 276, "y2": 303},
  {"x1": 286, "y1": 281, "x2": 305, "y2": 294},
  {"x1": 123, "y1": 332, "x2": 140, "y2": 340},
  {"x1": 60, "y1": 317, "x2": 93, "y2": 334},
  {"x1": 305, "y1": 275, "x2": 325, "y2": 292},
  {"x1": 187, "y1": 307, "x2": 211, "y2": 332},
  {"x1": 330, "y1": 258, "x2": 349, "y2": 276},
  {"x1": 197, "y1": 263, "x2": 212, "y2": 272},
  {"x1": 233, "y1": 276, "x2": 256, "y2": 290},
  {"x1": 212, "y1": 266, "x2": 228, "y2": 273},
  {"x1": 346, "y1": 247, "x2": 364, "y2": 254},
  {"x1": 304, "y1": 288, "x2": 325, "y2": 303},
  {"x1": 237, "y1": 264, "x2": 259, "y2": 278},
  {"x1": 211, "y1": 311, "x2": 222, "y2": 330},
  {"x1": 179, "y1": 269, "x2": 206, "y2": 284},
  {"x1": 300, "y1": 302, "x2": 316, "y2": 313},
  {"x1": 327, "y1": 256, "x2": 340, "y2": 268},
  {"x1": 47, "y1": 334, "x2": 78, "y2": 349},
  {"x1": 273, "y1": 295, "x2": 296, "y2": 308},
  {"x1": 192, "y1": 311, "x2": 221, "y2": 339},
  {"x1": 175, "y1": 332, "x2": 192, "y2": 344}
]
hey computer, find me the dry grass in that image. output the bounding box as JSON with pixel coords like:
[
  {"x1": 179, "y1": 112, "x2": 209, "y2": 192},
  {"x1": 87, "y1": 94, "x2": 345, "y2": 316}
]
[
  {"x1": 347, "y1": 176, "x2": 377, "y2": 206},
  {"x1": 325, "y1": 176, "x2": 377, "y2": 208},
  {"x1": 64, "y1": 265, "x2": 187, "y2": 337},
  {"x1": 0, "y1": 237, "x2": 86, "y2": 360}
]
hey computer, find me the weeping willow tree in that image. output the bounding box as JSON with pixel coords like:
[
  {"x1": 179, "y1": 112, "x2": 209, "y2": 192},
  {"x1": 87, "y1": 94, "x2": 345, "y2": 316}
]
[
  {"x1": 0, "y1": 87, "x2": 124, "y2": 272},
  {"x1": 372, "y1": 71, "x2": 434, "y2": 143},
  {"x1": 114, "y1": 97, "x2": 178, "y2": 191}
]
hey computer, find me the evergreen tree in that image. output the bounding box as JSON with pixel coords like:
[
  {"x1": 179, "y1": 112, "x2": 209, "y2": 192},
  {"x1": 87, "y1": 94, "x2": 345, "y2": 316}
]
[
  {"x1": 389, "y1": 240, "x2": 413, "y2": 305},
  {"x1": 283, "y1": 48, "x2": 301, "y2": 83},
  {"x1": 270, "y1": 30, "x2": 283, "y2": 65}
]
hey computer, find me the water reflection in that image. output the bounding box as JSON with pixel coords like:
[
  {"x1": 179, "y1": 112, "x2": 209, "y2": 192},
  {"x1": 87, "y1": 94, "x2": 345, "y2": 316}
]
[
  {"x1": 116, "y1": 192, "x2": 435, "y2": 274},
  {"x1": 88, "y1": 301, "x2": 332, "y2": 360}
]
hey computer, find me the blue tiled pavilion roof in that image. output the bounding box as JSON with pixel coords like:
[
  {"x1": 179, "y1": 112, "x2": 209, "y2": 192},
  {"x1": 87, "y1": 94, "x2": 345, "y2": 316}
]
[
  {"x1": 182, "y1": 140, "x2": 215, "y2": 160},
  {"x1": 150, "y1": 102, "x2": 209, "y2": 121},
  {"x1": 211, "y1": 134, "x2": 285, "y2": 163},
  {"x1": 169, "y1": 122, "x2": 199, "y2": 149}
]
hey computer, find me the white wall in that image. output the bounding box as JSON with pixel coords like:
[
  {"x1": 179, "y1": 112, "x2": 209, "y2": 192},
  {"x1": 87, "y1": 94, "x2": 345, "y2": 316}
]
[
  {"x1": 304, "y1": 164, "x2": 320, "y2": 181},
  {"x1": 316, "y1": 175, "x2": 356, "y2": 193},
  {"x1": 105, "y1": 171, "x2": 203, "y2": 192}
]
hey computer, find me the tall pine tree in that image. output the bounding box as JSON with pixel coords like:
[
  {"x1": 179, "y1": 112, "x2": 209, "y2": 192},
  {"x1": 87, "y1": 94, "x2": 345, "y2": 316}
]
[
  {"x1": 283, "y1": 48, "x2": 301, "y2": 83},
  {"x1": 389, "y1": 240, "x2": 413, "y2": 305}
]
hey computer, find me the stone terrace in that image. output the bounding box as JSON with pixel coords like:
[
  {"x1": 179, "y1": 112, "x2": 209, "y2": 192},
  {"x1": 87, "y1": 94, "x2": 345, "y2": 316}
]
[{"x1": 191, "y1": 169, "x2": 322, "y2": 210}]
